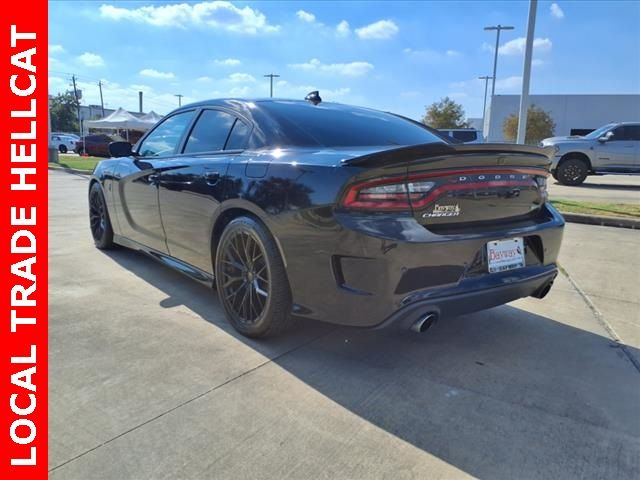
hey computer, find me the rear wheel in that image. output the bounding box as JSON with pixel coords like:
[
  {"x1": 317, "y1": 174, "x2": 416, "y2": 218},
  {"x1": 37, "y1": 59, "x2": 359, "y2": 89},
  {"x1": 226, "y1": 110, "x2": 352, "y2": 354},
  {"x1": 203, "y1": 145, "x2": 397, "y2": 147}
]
[
  {"x1": 556, "y1": 157, "x2": 588, "y2": 186},
  {"x1": 215, "y1": 216, "x2": 294, "y2": 338},
  {"x1": 58, "y1": 144, "x2": 67, "y2": 153},
  {"x1": 89, "y1": 183, "x2": 115, "y2": 249}
]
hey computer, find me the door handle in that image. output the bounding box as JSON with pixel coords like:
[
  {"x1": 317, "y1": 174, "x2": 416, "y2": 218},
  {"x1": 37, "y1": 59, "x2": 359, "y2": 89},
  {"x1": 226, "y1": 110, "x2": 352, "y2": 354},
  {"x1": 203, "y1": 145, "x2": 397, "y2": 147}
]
[
  {"x1": 204, "y1": 171, "x2": 220, "y2": 185},
  {"x1": 148, "y1": 174, "x2": 159, "y2": 185}
]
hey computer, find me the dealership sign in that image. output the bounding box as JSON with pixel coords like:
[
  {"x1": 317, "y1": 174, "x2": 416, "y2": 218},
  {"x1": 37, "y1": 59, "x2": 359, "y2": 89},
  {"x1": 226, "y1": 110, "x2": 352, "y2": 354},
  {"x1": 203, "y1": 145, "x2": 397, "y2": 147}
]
[{"x1": 1, "y1": 2, "x2": 47, "y2": 479}]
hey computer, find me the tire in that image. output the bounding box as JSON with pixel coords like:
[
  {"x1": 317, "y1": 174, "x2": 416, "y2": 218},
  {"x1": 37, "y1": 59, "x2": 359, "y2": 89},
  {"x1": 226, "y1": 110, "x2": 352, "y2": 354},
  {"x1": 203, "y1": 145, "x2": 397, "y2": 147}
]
[
  {"x1": 551, "y1": 170, "x2": 559, "y2": 181},
  {"x1": 215, "y1": 216, "x2": 294, "y2": 338},
  {"x1": 88, "y1": 182, "x2": 115, "y2": 249},
  {"x1": 76, "y1": 147, "x2": 84, "y2": 155},
  {"x1": 556, "y1": 157, "x2": 588, "y2": 186},
  {"x1": 58, "y1": 144, "x2": 67, "y2": 153}
]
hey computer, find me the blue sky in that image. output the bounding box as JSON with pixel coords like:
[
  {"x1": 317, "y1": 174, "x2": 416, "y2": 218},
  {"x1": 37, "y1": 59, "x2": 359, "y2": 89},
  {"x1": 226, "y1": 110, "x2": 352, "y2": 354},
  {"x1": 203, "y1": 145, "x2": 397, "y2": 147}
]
[{"x1": 49, "y1": 1, "x2": 640, "y2": 119}]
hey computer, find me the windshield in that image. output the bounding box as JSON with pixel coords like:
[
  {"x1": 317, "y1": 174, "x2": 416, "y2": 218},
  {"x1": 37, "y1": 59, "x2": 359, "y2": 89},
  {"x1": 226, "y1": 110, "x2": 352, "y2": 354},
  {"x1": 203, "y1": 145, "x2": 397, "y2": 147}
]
[
  {"x1": 584, "y1": 124, "x2": 616, "y2": 139},
  {"x1": 262, "y1": 101, "x2": 445, "y2": 147}
]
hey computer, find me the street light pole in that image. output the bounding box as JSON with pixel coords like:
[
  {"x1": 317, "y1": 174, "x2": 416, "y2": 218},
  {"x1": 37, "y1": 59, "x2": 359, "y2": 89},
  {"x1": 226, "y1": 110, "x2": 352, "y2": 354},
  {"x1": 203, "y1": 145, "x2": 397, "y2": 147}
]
[
  {"x1": 484, "y1": 24, "x2": 514, "y2": 140},
  {"x1": 263, "y1": 73, "x2": 280, "y2": 98},
  {"x1": 478, "y1": 75, "x2": 493, "y2": 131},
  {"x1": 174, "y1": 94, "x2": 183, "y2": 107},
  {"x1": 516, "y1": 0, "x2": 538, "y2": 144}
]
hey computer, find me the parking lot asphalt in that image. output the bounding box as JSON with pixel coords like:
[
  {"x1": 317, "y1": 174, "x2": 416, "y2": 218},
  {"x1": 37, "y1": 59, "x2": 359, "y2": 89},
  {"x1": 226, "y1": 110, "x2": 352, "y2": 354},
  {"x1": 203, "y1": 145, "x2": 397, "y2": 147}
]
[
  {"x1": 49, "y1": 170, "x2": 640, "y2": 479},
  {"x1": 548, "y1": 174, "x2": 640, "y2": 204}
]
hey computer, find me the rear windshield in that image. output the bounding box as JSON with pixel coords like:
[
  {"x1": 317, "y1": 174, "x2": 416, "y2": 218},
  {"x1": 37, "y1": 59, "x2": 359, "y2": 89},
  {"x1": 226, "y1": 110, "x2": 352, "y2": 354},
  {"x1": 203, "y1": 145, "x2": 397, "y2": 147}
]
[{"x1": 261, "y1": 101, "x2": 445, "y2": 147}]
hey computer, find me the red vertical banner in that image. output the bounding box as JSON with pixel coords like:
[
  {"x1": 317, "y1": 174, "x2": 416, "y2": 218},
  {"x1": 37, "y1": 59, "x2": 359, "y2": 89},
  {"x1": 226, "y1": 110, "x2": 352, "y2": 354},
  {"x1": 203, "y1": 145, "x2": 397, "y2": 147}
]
[{"x1": 1, "y1": 1, "x2": 48, "y2": 479}]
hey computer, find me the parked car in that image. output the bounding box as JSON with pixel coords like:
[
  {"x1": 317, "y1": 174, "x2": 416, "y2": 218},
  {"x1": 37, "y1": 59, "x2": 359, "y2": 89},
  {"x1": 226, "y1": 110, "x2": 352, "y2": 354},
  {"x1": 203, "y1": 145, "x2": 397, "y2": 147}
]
[
  {"x1": 51, "y1": 134, "x2": 76, "y2": 153},
  {"x1": 75, "y1": 134, "x2": 126, "y2": 157},
  {"x1": 541, "y1": 122, "x2": 640, "y2": 185},
  {"x1": 89, "y1": 98, "x2": 563, "y2": 338},
  {"x1": 437, "y1": 128, "x2": 483, "y2": 144},
  {"x1": 52, "y1": 132, "x2": 80, "y2": 141}
]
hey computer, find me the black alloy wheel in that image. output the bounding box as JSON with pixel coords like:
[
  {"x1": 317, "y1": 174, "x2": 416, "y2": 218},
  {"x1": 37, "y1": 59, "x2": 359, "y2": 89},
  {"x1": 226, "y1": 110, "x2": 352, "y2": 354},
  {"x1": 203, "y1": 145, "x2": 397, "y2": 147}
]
[
  {"x1": 59, "y1": 144, "x2": 67, "y2": 153},
  {"x1": 556, "y1": 158, "x2": 588, "y2": 186},
  {"x1": 89, "y1": 183, "x2": 114, "y2": 249},
  {"x1": 215, "y1": 216, "x2": 293, "y2": 337}
]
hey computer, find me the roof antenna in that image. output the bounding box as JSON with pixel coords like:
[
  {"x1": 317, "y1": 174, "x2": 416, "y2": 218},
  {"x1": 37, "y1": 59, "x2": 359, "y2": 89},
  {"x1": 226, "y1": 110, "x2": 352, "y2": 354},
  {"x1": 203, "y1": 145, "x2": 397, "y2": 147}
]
[{"x1": 305, "y1": 91, "x2": 322, "y2": 105}]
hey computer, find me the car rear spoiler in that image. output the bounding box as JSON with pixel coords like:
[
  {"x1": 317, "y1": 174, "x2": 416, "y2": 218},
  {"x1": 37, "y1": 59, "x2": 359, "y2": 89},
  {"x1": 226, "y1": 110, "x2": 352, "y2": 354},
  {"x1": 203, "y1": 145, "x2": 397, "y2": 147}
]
[{"x1": 341, "y1": 142, "x2": 554, "y2": 169}]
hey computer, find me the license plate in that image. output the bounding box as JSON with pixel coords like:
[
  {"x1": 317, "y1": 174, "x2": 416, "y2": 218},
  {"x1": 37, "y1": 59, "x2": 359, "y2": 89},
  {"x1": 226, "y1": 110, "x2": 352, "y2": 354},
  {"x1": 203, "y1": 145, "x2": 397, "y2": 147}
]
[{"x1": 487, "y1": 238, "x2": 525, "y2": 273}]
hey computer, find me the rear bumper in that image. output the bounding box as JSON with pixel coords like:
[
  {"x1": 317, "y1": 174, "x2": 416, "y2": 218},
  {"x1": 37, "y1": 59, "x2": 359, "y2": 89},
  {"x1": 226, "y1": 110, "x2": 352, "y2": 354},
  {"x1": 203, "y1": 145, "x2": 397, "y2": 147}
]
[
  {"x1": 373, "y1": 265, "x2": 557, "y2": 330},
  {"x1": 278, "y1": 204, "x2": 565, "y2": 329}
]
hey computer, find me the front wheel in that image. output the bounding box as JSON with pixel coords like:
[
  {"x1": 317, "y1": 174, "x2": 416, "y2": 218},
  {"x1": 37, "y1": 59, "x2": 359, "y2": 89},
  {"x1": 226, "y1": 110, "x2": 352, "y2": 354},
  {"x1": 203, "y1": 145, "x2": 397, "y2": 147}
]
[
  {"x1": 59, "y1": 144, "x2": 68, "y2": 153},
  {"x1": 215, "y1": 216, "x2": 294, "y2": 338},
  {"x1": 556, "y1": 158, "x2": 588, "y2": 186}
]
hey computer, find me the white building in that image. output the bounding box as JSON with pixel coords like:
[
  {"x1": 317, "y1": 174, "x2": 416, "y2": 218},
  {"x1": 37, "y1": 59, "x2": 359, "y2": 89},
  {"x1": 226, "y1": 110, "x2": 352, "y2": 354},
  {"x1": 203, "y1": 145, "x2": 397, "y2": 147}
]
[{"x1": 484, "y1": 94, "x2": 640, "y2": 142}]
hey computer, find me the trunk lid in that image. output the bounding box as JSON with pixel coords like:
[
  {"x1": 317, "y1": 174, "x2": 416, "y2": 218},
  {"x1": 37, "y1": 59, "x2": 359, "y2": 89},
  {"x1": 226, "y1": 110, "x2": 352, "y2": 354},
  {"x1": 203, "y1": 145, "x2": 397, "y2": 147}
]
[{"x1": 342, "y1": 143, "x2": 552, "y2": 229}]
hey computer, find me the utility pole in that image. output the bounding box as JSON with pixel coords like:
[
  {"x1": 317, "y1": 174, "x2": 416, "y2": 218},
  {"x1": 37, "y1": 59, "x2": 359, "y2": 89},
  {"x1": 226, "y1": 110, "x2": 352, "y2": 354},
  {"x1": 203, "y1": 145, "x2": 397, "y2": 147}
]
[
  {"x1": 174, "y1": 94, "x2": 183, "y2": 107},
  {"x1": 71, "y1": 74, "x2": 82, "y2": 138},
  {"x1": 139, "y1": 91, "x2": 143, "y2": 113},
  {"x1": 263, "y1": 73, "x2": 280, "y2": 98},
  {"x1": 484, "y1": 24, "x2": 514, "y2": 140},
  {"x1": 98, "y1": 80, "x2": 105, "y2": 117},
  {"x1": 516, "y1": 0, "x2": 538, "y2": 144},
  {"x1": 478, "y1": 75, "x2": 493, "y2": 138}
]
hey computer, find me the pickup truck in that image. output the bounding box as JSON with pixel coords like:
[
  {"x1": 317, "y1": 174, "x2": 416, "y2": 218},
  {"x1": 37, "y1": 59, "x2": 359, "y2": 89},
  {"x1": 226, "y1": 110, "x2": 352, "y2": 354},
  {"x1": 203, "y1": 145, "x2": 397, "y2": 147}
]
[{"x1": 541, "y1": 122, "x2": 640, "y2": 185}]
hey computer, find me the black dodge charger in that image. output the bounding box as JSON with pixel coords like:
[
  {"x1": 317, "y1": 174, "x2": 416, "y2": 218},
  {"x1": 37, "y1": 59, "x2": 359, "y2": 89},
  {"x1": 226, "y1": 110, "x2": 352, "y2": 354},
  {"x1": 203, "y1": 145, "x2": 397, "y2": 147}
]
[{"x1": 89, "y1": 98, "x2": 564, "y2": 337}]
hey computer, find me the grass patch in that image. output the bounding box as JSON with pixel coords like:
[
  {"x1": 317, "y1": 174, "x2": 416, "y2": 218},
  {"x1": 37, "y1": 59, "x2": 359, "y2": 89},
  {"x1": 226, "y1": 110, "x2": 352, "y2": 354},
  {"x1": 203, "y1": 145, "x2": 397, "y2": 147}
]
[
  {"x1": 551, "y1": 199, "x2": 640, "y2": 218},
  {"x1": 50, "y1": 155, "x2": 103, "y2": 172}
]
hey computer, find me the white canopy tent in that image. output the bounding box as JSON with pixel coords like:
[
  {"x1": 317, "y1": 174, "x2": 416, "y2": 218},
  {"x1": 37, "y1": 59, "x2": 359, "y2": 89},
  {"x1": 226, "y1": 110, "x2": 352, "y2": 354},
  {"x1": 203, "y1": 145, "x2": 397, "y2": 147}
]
[
  {"x1": 139, "y1": 111, "x2": 163, "y2": 126},
  {"x1": 85, "y1": 107, "x2": 151, "y2": 131}
]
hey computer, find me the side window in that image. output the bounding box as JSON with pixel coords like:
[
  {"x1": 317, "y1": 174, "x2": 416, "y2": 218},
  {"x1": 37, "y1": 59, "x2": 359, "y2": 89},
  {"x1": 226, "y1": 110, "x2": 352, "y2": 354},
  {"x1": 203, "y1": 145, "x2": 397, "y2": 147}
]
[
  {"x1": 184, "y1": 110, "x2": 236, "y2": 154},
  {"x1": 626, "y1": 125, "x2": 640, "y2": 141},
  {"x1": 453, "y1": 130, "x2": 477, "y2": 142},
  {"x1": 138, "y1": 111, "x2": 195, "y2": 157},
  {"x1": 610, "y1": 126, "x2": 638, "y2": 141},
  {"x1": 225, "y1": 119, "x2": 250, "y2": 150}
]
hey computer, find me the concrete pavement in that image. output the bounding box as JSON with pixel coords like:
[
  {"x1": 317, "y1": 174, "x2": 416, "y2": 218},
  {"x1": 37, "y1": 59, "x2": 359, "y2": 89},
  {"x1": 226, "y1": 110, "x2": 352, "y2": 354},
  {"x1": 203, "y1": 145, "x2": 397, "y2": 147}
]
[
  {"x1": 49, "y1": 170, "x2": 640, "y2": 479},
  {"x1": 548, "y1": 174, "x2": 640, "y2": 204}
]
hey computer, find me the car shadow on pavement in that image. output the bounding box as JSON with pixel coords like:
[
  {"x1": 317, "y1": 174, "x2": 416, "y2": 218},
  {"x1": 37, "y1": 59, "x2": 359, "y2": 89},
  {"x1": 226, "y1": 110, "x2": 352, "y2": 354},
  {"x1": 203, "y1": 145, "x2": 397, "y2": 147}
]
[{"x1": 103, "y1": 247, "x2": 640, "y2": 479}]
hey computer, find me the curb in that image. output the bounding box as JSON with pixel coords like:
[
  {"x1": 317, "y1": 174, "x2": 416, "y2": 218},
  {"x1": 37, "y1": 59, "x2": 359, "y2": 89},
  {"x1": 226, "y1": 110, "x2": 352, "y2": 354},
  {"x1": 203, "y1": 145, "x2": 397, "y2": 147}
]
[
  {"x1": 561, "y1": 212, "x2": 640, "y2": 230},
  {"x1": 48, "y1": 166, "x2": 92, "y2": 176}
]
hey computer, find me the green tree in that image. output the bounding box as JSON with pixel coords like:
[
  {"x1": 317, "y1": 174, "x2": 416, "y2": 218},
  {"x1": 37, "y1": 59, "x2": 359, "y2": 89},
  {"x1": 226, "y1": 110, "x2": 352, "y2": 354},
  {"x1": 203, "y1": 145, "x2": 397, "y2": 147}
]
[
  {"x1": 503, "y1": 104, "x2": 556, "y2": 145},
  {"x1": 422, "y1": 96, "x2": 469, "y2": 128},
  {"x1": 50, "y1": 92, "x2": 79, "y2": 133}
]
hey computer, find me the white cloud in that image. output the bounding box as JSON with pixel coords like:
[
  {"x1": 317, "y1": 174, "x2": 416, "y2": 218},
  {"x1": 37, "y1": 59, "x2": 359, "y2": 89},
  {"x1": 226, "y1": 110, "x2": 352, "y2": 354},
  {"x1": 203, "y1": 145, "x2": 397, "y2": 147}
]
[
  {"x1": 446, "y1": 49, "x2": 461, "y2": 57},
  {"x1": 404, "y1": 47, "x2": 459, "y2": 62},
  {"x1": 288, "y1": 58, "x2": 374, "y2": 76},
  {"x1": 355, "y1": 19, "x2": 398, "y2": 40},
  {"x1": 498, "y1": 37, "x2": 552, "y2": 56},
  {"x1": 229, "y1": 86, "x2": 251, "y2": 96},
  {"x1": 296, "y1": 10, "x2": 315, "y2": 23},
  {"x1": 550, "y1": 3, "x2": 565, "y2": 19},
  {"x1": 139, "y1": 68, "x2": 175, "y2": 79},
  {"x1": 481, "y1": 42, "x2": 494, "y2": 53},
  {"x1": 495, "y1": 76, "x2": 522, "y2": 91},
  {"x1": 228, "y1": 72, "x2": 256, "y2": 83},
  {"x1": 196, "y1": 76, "x2": 212, "y2": 82},
  {"x1": 275, "y1": 80, "x2": 350, "y2": 99},
  {"x1": 49, "y1": 44, "x2": 65, "y2": 53},
  {"x1": 336, "y1": 20, "x2": 350, "y2": 37},
  {"x1": 77, "y1": 52, "x2": 104, "y2": 67},
  {"x1": 214, "y1": 58, "x2": 241, "y2": 67},
  {"x1": 99, "y1": 1, "x2": 280, "y2": 34},
  {"x1": 532, "y1": 59, "x2": 544, "y2": 67}
]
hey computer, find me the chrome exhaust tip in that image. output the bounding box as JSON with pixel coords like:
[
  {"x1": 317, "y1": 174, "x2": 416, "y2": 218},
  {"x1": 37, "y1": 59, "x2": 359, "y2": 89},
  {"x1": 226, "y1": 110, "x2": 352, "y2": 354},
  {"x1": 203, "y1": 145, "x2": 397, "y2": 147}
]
[{"x1": 411, "y1": 312, "x2": 438, "y2": 333}]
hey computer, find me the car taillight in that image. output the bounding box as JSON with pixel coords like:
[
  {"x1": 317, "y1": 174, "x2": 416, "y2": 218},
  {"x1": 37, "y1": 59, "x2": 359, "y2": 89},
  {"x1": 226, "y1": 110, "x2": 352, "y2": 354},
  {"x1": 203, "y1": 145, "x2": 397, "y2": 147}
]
[
  {"x1": 536, "y1": 176, "x2": 548, "y2": 202},
  {"x1": 342, "y1": 177, "x2": 435, "y2": 210}
]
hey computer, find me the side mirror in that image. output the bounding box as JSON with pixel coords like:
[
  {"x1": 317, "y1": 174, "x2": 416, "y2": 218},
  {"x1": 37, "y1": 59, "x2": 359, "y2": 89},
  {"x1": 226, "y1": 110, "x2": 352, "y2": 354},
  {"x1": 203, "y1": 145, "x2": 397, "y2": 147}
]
[
  {"x1": 598, "y1": 131, "x2": 613, "y2": 143},
  {"x1": 109, "y1": 141, "x2": 133, "y2": 157}
]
